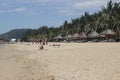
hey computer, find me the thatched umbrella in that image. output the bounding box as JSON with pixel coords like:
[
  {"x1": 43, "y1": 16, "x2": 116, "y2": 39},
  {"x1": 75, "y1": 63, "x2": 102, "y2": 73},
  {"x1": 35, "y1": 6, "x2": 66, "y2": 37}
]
[
  {"x1": 100, "y1": 29, "x2": 117, "y2": 42},
  {"x1": 99, "y1": 35, "x2": 106, "y2": 37},
  {"x1": 64, "y1": 34, "x2": 72, "y2": 42},
  {"x1": 54, "y1": 35, "x2": 63, "y2": 39},
  {"x1": 53, "y1": 35, "x2": 64, "y2": 42},
  {"x1": 100, "y1": 29, "x2": 116, "y2": 37},
  {"x1": 65, "y1": 34, "x2": 72, "y2": 39},
  {"x1": 88, "y1": 31, "x2": 99, "y2": 38},
  {"x1": 79, "y1": 32, "x2": 87, "y2": 39},
  {"x1": 72, "y1": 33, "x2": 80, "y2": 39}
]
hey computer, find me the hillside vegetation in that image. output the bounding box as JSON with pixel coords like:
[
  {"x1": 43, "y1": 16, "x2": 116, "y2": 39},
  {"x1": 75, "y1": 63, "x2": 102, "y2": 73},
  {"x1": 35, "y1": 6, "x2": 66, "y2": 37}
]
[{"x1": 0, "y1": 29, "x2": 29, "y2": 41}]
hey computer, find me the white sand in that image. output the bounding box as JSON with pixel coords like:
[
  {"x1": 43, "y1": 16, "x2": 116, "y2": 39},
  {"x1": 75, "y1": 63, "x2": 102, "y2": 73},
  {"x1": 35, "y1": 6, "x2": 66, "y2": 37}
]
[{"x1": 0, "y1": 42, "x2": 120, "y2": 80}]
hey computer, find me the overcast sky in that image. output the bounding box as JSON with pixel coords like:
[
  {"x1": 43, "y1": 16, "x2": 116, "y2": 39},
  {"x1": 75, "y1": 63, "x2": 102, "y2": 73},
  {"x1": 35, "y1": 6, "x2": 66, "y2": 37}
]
[{"x1": 0, "y1": 0, "x2": 120, "y2": 34}]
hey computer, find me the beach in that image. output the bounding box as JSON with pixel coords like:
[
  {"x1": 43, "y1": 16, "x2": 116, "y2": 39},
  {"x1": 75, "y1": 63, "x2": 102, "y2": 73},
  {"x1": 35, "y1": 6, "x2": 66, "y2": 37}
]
[{"x1": 0, "y1": 42, "x2": 120, "y2": 80}]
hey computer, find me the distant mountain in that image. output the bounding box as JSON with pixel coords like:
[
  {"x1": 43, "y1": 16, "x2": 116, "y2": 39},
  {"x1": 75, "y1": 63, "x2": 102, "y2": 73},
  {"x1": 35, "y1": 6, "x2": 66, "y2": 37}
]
[{"x1": 0, "y1": 29, "x2": 29, "y2": 41}]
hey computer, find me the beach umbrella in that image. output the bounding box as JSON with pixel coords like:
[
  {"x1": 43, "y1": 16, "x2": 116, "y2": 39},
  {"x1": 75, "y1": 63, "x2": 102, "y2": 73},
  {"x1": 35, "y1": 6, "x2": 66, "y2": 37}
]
[
  {"x1": 100, "y1": 29, "x2": 116, "y2": 36},
  {"x1": 53, "y1": 35, "x2": 63, "y2": 39},
  {"x1": 99, "y1": 35, "x2": 106, "y2": 38},
  {"x1": 72, "y1": 33, "x2": 80, "y2": 39},
  {"x1": 88, "y1": 31, "x2": 99, "y2": 38},
  {"x1": 53, "y1": 35, "x2": 64, "y2": 42},
  {"x1": 64, "y1": 34, "x2": 72, "y2": 42},
  {"x1": 65, "y1": 34, "x2": 72, "y2": 39},
  {"x1": 79, "y1": 32, "x2": 87, "y2": 39}
]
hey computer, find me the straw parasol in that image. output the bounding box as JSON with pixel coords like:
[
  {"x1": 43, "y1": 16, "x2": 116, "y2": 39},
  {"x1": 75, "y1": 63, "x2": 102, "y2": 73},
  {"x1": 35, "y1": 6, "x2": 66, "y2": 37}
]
[
  {"x1": 100, "y1": 29, "x2": 116, "y2": 36},
  {"x1": 53, "y1": 35, "x2": 63, "y2": 39},
  {"x1": 88, "y1": 31, "x2": 99, "y2": 38},
  {"x1": 72, "y1": 33, "x2": 80, "y2": 39},
  {"x1": 65, "y1": 34, "x2": 72, "y2": 39},
  {"x1": 79, "y1": 32, "x2": 87, "y2": 39},
  {"x1": 99, "y1": 34, "x2": 106, "y2": 38}
]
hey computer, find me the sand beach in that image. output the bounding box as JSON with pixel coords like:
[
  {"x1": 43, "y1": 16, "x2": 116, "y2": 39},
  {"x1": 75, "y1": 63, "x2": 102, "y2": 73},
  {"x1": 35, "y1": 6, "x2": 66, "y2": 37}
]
[{"x1": 0, "y1": 42, "x2": 120, "y2": 80}]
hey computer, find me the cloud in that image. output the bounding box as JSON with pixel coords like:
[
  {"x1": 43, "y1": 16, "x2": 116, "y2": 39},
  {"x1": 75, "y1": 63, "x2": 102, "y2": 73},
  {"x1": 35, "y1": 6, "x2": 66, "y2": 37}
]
[
  {"x1": 73, "y1": 0, "x2": 120, "y2": 11},
  {"x1": 74, "y1": 0, "x2": 105, "y2": 10},
  {"x1": 56, "y1": 0, "x2": 105, "y2": 16},
  {"x1": 0, "y1": 0, "x2": 120, "y2": 16},
  {"x1": 0, "y1": 2, "x2": 10, "y2": 8},
  {"x1": 20, "y1": 0, "x2": 51, "y2": 3},
  {"x1": 0, "y1": 3, "x2": 7, "y2": 7},
  {"x1": 0, "y1": 7, "x2": 26, "y2": 13},
  {"x1": 20, "y1": 0, "x2": 70, "y2": 3},
  {"x1": 57, "y1": 9, "x2": 76, "y2": 16},
  {"x1": 56, "y1": 0, "x2": 120, "y2": 16}
]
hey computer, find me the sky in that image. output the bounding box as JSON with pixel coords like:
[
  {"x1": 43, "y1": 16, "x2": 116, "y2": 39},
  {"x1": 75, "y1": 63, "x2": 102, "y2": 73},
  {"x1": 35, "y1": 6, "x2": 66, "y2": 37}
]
[{"x1": 0, "y1": 0, "x2": 120, "y2": 34}]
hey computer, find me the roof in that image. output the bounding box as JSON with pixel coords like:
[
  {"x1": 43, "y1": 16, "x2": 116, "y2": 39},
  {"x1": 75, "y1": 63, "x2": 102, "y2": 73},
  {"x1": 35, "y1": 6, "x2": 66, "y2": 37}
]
[
  {"x1": 79, "y1": 32, "x2": 87, "y2": 39},
  {"x1": 65, "y1": 34, "x2": 72, "y2": 38},
  {"x1": 88, "y1": 31, "x2": 99, "y2": 38},
  {"x1": 100, "y1": 29, "x2": 116, "y2": 36},
  {"x1": 54, "y1": 35, "x2": 63, "y2": 39},
  {"x1": 72, "y1": 33, "x2": 80, "y2": 38}
]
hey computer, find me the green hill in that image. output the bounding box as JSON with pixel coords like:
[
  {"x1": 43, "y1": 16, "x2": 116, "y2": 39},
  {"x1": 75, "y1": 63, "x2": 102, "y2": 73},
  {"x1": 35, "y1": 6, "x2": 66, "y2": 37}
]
[{"x1": 0, "y1": 29, "x2": 29, "y2": 41}]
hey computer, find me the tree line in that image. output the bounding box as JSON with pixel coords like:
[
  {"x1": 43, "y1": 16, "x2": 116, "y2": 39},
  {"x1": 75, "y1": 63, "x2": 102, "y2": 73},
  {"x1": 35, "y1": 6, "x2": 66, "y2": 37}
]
[{"x1": 22, "y1": 0, "x2": 120, "y2": 41}]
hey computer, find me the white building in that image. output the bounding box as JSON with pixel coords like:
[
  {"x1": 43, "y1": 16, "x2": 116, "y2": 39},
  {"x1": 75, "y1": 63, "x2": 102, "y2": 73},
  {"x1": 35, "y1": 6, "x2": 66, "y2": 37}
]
[{"x1": 10, "y1": 38, "x2": 16, "y2": 42}]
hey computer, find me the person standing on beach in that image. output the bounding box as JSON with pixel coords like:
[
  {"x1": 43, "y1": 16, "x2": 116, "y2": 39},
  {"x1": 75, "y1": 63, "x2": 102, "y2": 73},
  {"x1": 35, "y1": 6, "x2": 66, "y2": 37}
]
[
  {"x1": 44, "y1": 38, "x2": 48, "y2": 45},
  {"x1": 45, "y1": 38, "x2": 48, "y2": 45},
  {"x1": 39, "y1": 39, "x2": 42, "y2": 45},
  {"x1": 39, "y1": 41, "x2": 44, "y2": 50}
]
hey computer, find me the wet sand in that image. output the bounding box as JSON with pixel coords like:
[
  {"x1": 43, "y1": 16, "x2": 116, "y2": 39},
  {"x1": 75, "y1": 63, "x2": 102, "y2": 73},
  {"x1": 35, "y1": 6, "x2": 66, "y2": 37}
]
[{"x1": 0, "y1": 42, "x2": 120, "y2": 80}]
